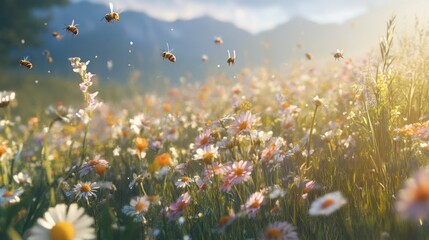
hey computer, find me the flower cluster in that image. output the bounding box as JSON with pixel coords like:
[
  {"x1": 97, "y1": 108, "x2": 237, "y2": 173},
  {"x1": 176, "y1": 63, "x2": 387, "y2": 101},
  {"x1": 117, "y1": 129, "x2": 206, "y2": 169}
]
[{"x1": 69, "y1": 57, "x2": 101, "y2": 124}]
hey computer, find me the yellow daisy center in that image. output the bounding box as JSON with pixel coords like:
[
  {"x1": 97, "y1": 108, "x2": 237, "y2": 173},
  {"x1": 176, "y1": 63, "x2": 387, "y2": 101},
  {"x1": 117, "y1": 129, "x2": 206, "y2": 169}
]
[
  {"x1": 321, "y1": 198, "x2": 335, "y2": 209},
  {"x1": 238, "y1": 121, "x2": 248, "y2": 131},
  {"x1": 234, "y1": 167, "x2": 244, "y2": 177},
  {"x1": 80, "y1": 184, "x2": 91, "y2": 192},
  {"x1": 181, "y1": 177, "x2": 190, "y2": 182},
  {"x1": 202, "y1": 152, "x2": 213, "y2": 160},
  {"x1": 135, "y1": 201, "x2": 147, "y2": 212},
  {"x1": 218, "y1": 215, "x2": 231, "y2": 226},
  {"x1": 412, "y1": 183, "x2": 429, "y2": 202},
  {"x1": 199, "y1": 136, "x2": 209, "y2": 145},
  {"x1": 176, "y1": 201, "x2": 188, "y2": 211},
  {"x1": 250, "y1": 201, "x2": 260, "y2": 209},
  {"x1": 95, "y1": 165, "x2": 107, "y2": 175},
  {"x1": 2, "y1": 191, "x2": 13, "y2": 198},
  {"x1": 50, "y1": 221, "x2": 75, "y2": 240},
  {"x1": 302, "y1": 187, "x2": 311, "y2": 194},
  {"x1": 266, "y1": 227, "x2": 282, "y2": 238}
]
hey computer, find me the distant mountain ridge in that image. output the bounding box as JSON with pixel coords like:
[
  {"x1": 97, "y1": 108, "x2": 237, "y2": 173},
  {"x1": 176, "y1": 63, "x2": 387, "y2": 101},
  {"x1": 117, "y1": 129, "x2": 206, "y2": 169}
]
[{"x1": 23, "y1": 1, "x2": 397, "y2": 83}]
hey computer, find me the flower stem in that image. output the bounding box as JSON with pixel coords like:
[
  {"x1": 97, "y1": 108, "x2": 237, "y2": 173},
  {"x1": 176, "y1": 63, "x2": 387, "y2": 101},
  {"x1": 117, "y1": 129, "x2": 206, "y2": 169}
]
[{"x1": 304, "y1": 105, "x2": 319, "y2": 170}]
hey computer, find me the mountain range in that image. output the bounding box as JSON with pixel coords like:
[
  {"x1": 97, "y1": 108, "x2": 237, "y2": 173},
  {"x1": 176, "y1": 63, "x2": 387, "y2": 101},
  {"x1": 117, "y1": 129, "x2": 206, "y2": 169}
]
[{"x1": 19, "y1": 1, "x2": 405, "y2": 83}]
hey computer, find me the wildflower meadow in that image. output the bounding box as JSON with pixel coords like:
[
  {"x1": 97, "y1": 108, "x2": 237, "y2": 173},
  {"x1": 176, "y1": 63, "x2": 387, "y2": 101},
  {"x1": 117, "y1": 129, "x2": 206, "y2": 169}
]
[{"x1": 1, "y1": 11, "x2": 429, "y2": 240}]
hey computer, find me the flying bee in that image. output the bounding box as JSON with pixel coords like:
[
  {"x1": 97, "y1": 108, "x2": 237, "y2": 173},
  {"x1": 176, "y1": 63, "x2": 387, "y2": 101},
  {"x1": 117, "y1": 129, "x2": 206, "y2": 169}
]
[
  {"x1": 104, "y1": 2, "x2": 120, "y2": 23},
  {"x1": 227, "y1": 50, "x2": 236, "y2": 66},
  {"x1": 333, "y1": 49, "x2": 343, "y2": 60},
  {"x1": 47, "y1": 56, "x2": 53, "y2": 63},
  {"x1": 66, "y1": 19, "x2": 79, "y2": 36},
  {"x1": 161, "y1": 43, "x2": 176, "y2": 63},
  {"x1": 305, "y1": 52, "x2": 312, "y2": 60},
  {"x1": 20, "y1": 57, "x2": 32, "y2": 69},
  {"x1": 42, "y1": 50, "x2": 50, "y2": 56},
  {"x1": 52, "y1": 32, "x2": 63, "y2": 40},
  {"x1": 201, "y1": 54, "x2": 208, "y2": 62},
  {"x1": 214, "y1": 36, "x2": 224, "y2": 45}
]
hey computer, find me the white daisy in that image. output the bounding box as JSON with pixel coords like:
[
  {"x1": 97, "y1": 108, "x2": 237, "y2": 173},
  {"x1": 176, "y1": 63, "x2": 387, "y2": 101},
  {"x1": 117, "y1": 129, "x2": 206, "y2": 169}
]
[
  {"x1": 0, "y1": 91, "x2": 15, "y2": 108},
  {"x1": 396, "y1": 168, "x2": 429, "y2": 220},
  {"x1": 129, "y1": 113, "x2": 150, "y2": 134},
  {"x1": 13, "y1": 172, "x2": 32, "y2": 186},
  {"x1": 0, "y1": 188, "x2": 24, "y2": 206},
  {"x1": 174, "y1": 176, "x2": 194, "y2": 188},
  {"x1": 129, "y1": 173, "x2": 145, "y2": 189},
  {"x1": 309, "y1": 191, "x2": 347, "y2": 216},
  {"x1": 28, "y1": 203, "x2": 95, "y2": 240},
  {"x1": 67, "y1": 182, "x2": 99, "y2": 203},
  {"x1": 259, "y1": 221, "x2": 299, "y2": 240},
  {"x1": 229, "y1": 111, "x2": 257, "y2": 135},
  {"x1": 122, "y1": 196, "x2": 151, "y2": 222},
  {"x1": 193, "y1": 144, "x2": 219, "y2": 164}
]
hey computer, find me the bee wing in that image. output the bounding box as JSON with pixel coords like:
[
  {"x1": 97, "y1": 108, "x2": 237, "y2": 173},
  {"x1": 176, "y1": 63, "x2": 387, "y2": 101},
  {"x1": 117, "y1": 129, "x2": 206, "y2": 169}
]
[
  {"x1": 110, "y1": 2, "x2": 114, "y2": 13},
  {"x1": 71, "y1": 19, "x2": 75, "y2": 26},
  {"x1": 227, "y1": 50, "x2": 231, "y2": 58},
  {"x1": 233, "y1": 50, "x2": 236, "y2": 58},
  {"x1": 166, "y1": 43, "x2": 170, "y2": 52}
]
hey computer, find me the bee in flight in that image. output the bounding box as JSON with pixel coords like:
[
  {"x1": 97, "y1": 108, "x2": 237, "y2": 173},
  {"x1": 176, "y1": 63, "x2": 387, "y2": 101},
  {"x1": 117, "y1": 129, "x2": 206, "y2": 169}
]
[
  {"x1": 20, "y1": 57, "x2": 32, "y2": 69},
  {"x1": 305, "y1": 52, "x2": 312, "y2": 60},
  {"x1": 214, "y1": 36, "x2": 224, "y2": 45},
  {"x1": 227, "y1": 50, "x2": 236, "y2": 66},
  {"x1": 42, "y1": 50, "x2": 53, "y2": 63},
  {"x1": 104, "y1": 2, "x2": 120, "y2": 23},
  {"x1": 161, "y1": 43, "x2": 176, "y2": 63},
  {"x1": 66, "y1": 19, "x2": 79, "y2": 36},
  {"x1": 201, "y1": 54, "x2": 208, "y2": 62},
  {"x1": 333, "y1": 49, "x2": 343, "y2": 60},
  {"x1": 52, "y1": 32, "x2": 63, "y2": 40}
]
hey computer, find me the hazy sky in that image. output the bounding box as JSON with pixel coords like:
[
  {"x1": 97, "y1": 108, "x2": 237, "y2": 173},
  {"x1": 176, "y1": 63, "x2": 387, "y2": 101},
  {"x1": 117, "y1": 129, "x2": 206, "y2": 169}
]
[{"x1": 81, "y1": 0, "x2": 422, "y2": 34}]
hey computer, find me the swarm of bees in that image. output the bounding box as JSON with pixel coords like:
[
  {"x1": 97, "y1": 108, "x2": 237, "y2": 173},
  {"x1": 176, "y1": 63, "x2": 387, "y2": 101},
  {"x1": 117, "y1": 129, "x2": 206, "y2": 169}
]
[
  {"x1": 66, "y1": 19, "x2": 79, "y2": 36},
  {"x1": 52, "y1": 32, "x2": 63, "y2": 40},
  {"x1": 20, "y1": 57, "x2": 32, "y2": 69},
  {"x1": 333, "y1": 49, "x2": 344, "y2": 60},
  {"x1": 227, "y1": 50, "x2": 236, "y2": 66},
  {"x1": 161, "y1": 43, "x2": 176, "y2": 63},
  {"x1": 214, "y1": 36, "x2": 224, "y2": 45},
  {"x1": 104, "y1": 3, "x2": 120, "y2": 23}
]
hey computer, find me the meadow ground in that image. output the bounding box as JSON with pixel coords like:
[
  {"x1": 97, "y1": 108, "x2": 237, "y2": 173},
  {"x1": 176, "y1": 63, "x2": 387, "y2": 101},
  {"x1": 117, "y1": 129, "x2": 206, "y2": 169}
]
[{"x1": 1, "y1": 17, "x2": 429, "y2": 240}]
